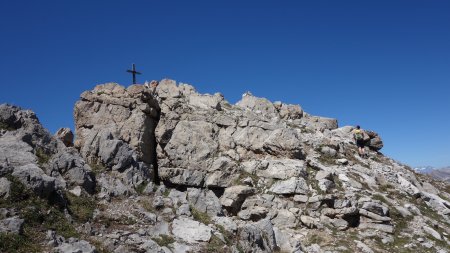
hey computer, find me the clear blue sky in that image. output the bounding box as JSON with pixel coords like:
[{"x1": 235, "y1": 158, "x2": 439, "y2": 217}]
[{"x1": 0, "y1": 1, "x2": 449, "y2": 167}]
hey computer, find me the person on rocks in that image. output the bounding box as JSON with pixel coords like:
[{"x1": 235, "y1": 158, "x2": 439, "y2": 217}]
[{"x1": 353, "y1": 125, "x2": 367, "y2": 158}]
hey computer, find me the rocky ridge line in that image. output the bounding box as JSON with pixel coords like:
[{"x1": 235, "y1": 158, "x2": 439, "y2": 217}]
[{"x1": 0, "y1": 79, "x2": 449, "y2": 253}]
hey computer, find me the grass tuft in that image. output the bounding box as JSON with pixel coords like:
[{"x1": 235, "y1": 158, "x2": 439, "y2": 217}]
[
  {"x1": 135, "y1": 181, "x2": 148, "y2": 195},
  {"x1": 35, "y1": 147, "x2": 51, "y2": 166},
  {"x1": 0, "y1": 176, "x2": 79, "y2": 251},
  {"x1": 191, "y1": 206, "x2": 212, "y2": 225},
  {"x1": 152, "y1": 234, "x2": 175, "y2": 248},
  {"x1": 66, "y1": 192, "x2": 96, "y2": 223},
  {"x1": 206, "y1": 235, "x2": 228, "y2": 252}
]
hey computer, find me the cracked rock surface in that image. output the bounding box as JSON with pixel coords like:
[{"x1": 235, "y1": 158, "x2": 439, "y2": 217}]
[{"x1": 0, "y1": 79, "x2": 449, "y2": 253}]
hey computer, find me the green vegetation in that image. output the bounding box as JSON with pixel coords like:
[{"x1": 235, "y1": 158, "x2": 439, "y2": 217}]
[
  {"x1": 141, "y1": 199, "x2": 155, "y2": 212},
  {"x1": 300, "y1": 126, "x2": 315, "y2": 134},
  {"x1": 306, "y1": 233, "x2": 322, "y2": 245},
  {"x1": 371, "y1": 193, "x2": 388, "y2": 204},
  {"x1": 87, "y1": 239, "x2": 109, "y2": 253},
  {"x1": 318, "y1": 155, "x2": 335, "y2": 166},
  {"x1": 89, "y1": 162, "x2": 107, "y2": 175},
  {"x1": 152, "y1": 234, "x2": 175, "y2": 248},
  {"x1": 233, "y1": 171, "x2": 259, "y2": 187},
  {"x1": 135, "y1": 181, "x2": 148, "y2": 195},
  {"x1": 378, "y1": 183, "x2": 395, "y2": 193},
  {"x1": 117, "y1": 215, "x2": 137, "y2": 225},
  {"x1": 221, "y1": 101, "x2": 233, "y2": 110},
  {"x1": 163, "y1": 188, "x2": 171, "y2": 197},
  {"x1": 0, "y1": 176, "x2": 79, "y2": 252},
  {"x1": 413, "y1": 198, "x2": 447, "y2": 224},
  {"x1": 305, "y1": 166, "x2": 325, "y2": 195},
  {"x1": 206, "y1": 235, "x2": 228, "y2": 252},
  {"x1": 216, "y1": 225, "x2": 234, "y2": 245},
  {"x1": 0, "y1": 233, "x2": 41, "y2": 253},
  {"x1": 333, "y1": 174, "x2": 344, "y2": 191},
  {"x1": 35, "y1": 147, "x2": 51, "y2": 166},
  {"x1": 66, "y1": 192, "x2": 96, "y2": 223},
  {"x1": 191, "y1": 206, "x2": 211, "y2": 225}
]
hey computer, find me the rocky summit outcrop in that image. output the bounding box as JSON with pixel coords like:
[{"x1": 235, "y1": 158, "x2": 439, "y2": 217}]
[
  {"x1": 74, "y1": 83, "x2": 160, "y2": 165},
  {"x1": 1, "y1": 79, "x2": 450, "y2": 253}
]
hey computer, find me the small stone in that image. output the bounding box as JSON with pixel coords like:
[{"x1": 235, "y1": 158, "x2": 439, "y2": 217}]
[
  {"x1": 336, "y1": 158, "x2": 348, "y2": 165},
  {"x1": 355, "y1": 240, "x2": 374, "y2": 253},
  {"x1": 69, "y1": 186, "x2": 82, "y2": 197},
  {"x1": 212, "y1": 216, "x2": 237, "y2": 233},
  {"x1": 293, "y1": 194, "x2": 308, "y2": 203},
  {"x1": 242, "y1": 177, "x2": 254, "y2": 186},
  {"x1": 315, "y1": 171, "x2": 332, "y2": 181},
  {"x1": 220, "y1": 185, "x2": 255, "y2": 212},
  {"x1": 269, "y1": 177, "x2": 308, "y2": 195},
  {"x1": 300, "y1": 215, "x2": 318, "y2": 228},
  {"x1": 381, "y1": 236, "x2": 394, "y2": 244},
  {"x1": 423, "y1": 225, "x2": 442, "y2": 240},
  {"x1": 176, "y1": 204, "x2": 191, "y2": 216},
  {"x1": 152, "y1": 196, "x2": 164, "y2": 209},
  {"x1": 238, "y1": 206, "x2": 268, "y2": 221}
]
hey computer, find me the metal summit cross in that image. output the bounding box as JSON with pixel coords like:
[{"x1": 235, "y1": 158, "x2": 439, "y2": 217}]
[{"x1": 126, "y1": 63, "x2": 141, "y2": 84}]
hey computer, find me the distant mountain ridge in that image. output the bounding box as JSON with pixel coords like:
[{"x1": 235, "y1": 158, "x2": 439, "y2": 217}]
[
  {"x1": 414, "y1": 166, "x2": 450, "y2": 183},
  {"x1": 414, "y1": 166, "x2": 437, "y2": 174}
]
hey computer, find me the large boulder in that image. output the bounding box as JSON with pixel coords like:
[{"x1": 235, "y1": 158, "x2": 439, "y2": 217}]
[
  {"x1": 172, "y1": 217, "x2": 212, "y2": 243},
  {"x1": 0, "y1": 216, "x2": 24, "y2": 234},
  {"x1": 238, "y1": 219, "x2": 277, "y2": 253},
  {"x1": 256, "y1": 159, "x2": 306, "y2": 180},
  {"x1": 0, "y1": 135, "x2": 36, "y2": 168},
  {"x1": 11, "y1": 164, "x2": 56, "y2": 198},
  {"x1": 236, "y1": 93, "x2": 279, "y2": 117},
  {"x1": 220, "y1": 185, "x2": 255, "y2": 213},
  {"x1": 74, "y1": 83, "x2": 160, "y2": 165},
  {"x1": 366, "y1": 130, "x2": 383, "y2": 151},
  {"x1": 0, "y1": 104, "x2": 60, "y2": 154},
  {"x1": 274, "y1": 102, "x2": 303, "y2": 120},
  {"x1": 55, "y1": 128, "x2": 74, "y2": 147},
  {"x1": 301, "y1": 114, "x2": 338, "y2": 131},
  {"x1": 269, "y1": 177, "x2": 309, "y2": 195},
  {"x1": 49, "y1": 148, "x2": 95, "y2": 194},
  {"x1": 187, "y1": 188, "x2": 223, "y2": 217}
]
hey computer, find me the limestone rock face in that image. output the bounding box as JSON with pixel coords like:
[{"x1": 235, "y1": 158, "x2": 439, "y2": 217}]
[
  {"x1": 238, "y1": 219, "x2": 277, "y2": 253},
  {"x1": 12, "y1": 164, "x2": 56, "y2": 198},
  {"x1": 0, "y1": 104, "x2": 99, "y2": 201},
  {"x1": 220, "y1": 185, "x2": 255, "y2": 213},
  {"x1": 49, "y1": 147, "x2": 95, "y2": 194},
  {"x1": 0, "y1": 104, "x2": 60, "y2": 154},
  {"x1": 74, "y1": 83, "x2": 160, "y2": 165},
  {"x1": 4, "y1": 80, "x2": 450, "y2": 253},
  {"x1": 154, "y1": 80, "x2": 317, "y2": 189}
]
